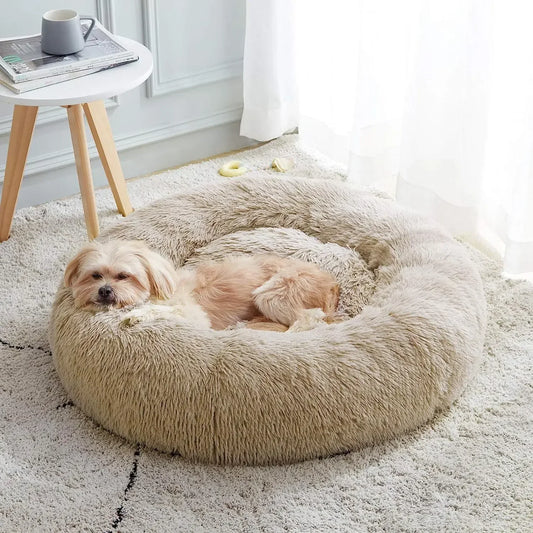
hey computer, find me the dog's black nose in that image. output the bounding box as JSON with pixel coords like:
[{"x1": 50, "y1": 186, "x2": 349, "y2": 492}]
[{"x1": 98, "y1": 285, "x2": 115, "y2": 303}]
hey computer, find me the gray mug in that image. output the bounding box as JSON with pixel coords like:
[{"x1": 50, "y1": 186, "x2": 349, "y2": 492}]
[{"x1": 41, "y1": 9, "x2": 96, "y2": 55}]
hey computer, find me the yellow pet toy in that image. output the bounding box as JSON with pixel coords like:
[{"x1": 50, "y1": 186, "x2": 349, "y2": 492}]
[{"x1": 218, "y1": 160, "x2": 248, "y2": 177}]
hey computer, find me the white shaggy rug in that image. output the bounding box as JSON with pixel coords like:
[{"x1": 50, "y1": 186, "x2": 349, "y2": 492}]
[{"x1": 0, "y1": 135, "x2": 531, "y2": 532}]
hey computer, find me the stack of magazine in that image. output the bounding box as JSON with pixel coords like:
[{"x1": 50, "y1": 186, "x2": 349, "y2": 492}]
[{"x1": 0, "y1": 20, "x2": 138, "y2": 94}]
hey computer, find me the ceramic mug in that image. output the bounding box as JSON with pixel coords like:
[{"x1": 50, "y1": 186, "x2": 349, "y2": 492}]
[{"x1": 41, "y1": 9, "x2": 95, "y2": 55}]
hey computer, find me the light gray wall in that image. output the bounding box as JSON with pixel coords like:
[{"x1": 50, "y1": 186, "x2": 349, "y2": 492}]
[{"x1": 0, "y1": 0, "x2": 253, "y2": 209}]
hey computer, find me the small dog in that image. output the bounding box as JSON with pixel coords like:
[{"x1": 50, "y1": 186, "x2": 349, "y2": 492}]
[{"x1": 64, "y1": 240, "x2": 340, "y2": 331}]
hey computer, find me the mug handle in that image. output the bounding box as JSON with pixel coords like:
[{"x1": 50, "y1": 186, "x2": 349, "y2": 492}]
[{"x1": 80, "y1": 16, "x2": 96, "y2": 41}]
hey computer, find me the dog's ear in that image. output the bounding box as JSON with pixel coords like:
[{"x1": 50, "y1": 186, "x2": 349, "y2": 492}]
[
  {"x1": 133, "y1": 244, "x2": 177, "y2": 300},
  {"x1": 64, "y1": 242, "x2": 100, "y2": 287},
  {"x1": 143, "y1": 252, "x2": 177, "y2": 300}
]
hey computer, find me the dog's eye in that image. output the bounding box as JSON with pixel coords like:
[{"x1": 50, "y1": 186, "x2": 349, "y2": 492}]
[
  {"x1": 117, "y1": 272, "x2": 129, "y2": 280},
  {"x1": 92, "y1": 272, "x2": 102, "y2": 280}
]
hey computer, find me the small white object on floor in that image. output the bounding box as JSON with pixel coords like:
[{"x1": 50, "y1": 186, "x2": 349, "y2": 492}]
[{"x1": 271, "y1": 157, "x2": 294, "y2": 172}]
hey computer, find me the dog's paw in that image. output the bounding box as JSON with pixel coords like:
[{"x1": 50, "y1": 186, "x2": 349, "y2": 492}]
[
  {"x1": 121, "y1": 316, "x2": 140, "y2": 327},
  {"x1": 288, "y1": 308, "x2": 326, "y2": 333},
  {"x1": 121, "y1": 308, "x2": 147, "y2": 327}
]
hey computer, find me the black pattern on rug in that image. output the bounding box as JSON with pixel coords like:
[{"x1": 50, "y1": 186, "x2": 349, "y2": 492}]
[
  {"x1": 56, "y1": 400, "x2": 74, "y2": 410},
  {"x1": 107, "y1": 444, "x2": 141, "y2": 532},
  {"x1": 0, "y1": 336, "x2": 52, "y2": 356}
]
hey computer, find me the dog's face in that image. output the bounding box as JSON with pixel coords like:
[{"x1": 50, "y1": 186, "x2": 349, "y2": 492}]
[{"x1": 64, "y1": 240, "x2": 177, "y2": 310}]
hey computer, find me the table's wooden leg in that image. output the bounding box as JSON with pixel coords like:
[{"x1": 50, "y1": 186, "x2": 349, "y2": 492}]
[
  {"x1": 66, "y1": 104, "x2": 99, "y2": 240},
  {"x1": 0, "y1": 105, "x2": 38, "y2": 242},
  {"x1": 83, "y1": 100, "x2": 133, "y2": 217}
]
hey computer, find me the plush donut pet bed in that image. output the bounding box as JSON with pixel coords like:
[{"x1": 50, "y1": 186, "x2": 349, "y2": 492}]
[{"x1": 50, "y1": 177, "x2": 487, "y2": 466}]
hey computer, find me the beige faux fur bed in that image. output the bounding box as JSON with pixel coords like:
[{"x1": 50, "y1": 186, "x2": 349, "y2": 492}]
[{"x1": 50, "y1": 176, "x2": 486, "y2": 466}]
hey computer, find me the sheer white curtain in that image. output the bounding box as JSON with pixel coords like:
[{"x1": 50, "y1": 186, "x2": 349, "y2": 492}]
[
  {"x1": 240, "y1": 0, "x2": 299, "y2": 141},
  {"x1": 240, "y1": 0, "x2": 533, "y2": 276}
]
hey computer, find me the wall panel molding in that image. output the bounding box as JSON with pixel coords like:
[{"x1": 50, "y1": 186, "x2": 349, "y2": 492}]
[
  {"x1": 142, "y1": 0, "x2": 243, "y2": 98},
  {"x1": 96, "y1": 0, "x2": 116, "y2": 32}
]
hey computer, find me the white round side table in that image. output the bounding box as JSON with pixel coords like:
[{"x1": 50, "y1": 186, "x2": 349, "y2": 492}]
[{"x1": 0, "y1": 36, "x2": 153, "y2": 241}]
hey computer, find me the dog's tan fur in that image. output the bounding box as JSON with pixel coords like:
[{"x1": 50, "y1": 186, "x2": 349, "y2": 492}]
[{"x1": 64, "y1": 240, "x2": 339, "y2": 331}]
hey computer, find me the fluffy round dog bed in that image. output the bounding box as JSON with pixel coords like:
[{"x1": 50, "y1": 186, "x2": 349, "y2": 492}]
[{"x1": 50, "y1": 176, "x2": 486, "y2": 465}]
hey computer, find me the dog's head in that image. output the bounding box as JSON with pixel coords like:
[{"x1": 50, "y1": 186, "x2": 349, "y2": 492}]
[{"x1": 64, "y1": 240, "x2": 177, "y2": 310}]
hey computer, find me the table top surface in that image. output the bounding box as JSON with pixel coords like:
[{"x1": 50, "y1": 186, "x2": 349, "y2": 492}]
[{"x1": 0, "y1": 36, "x2": 153, "y2": 106}]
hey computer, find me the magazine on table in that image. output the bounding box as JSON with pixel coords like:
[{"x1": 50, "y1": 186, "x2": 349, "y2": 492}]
[
  {"x1": 0, "y1": 58, "x2": 137, "y2": 94},
  {"x1": 0, "y1": 20, "x2": 138, "y2": 83}
]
